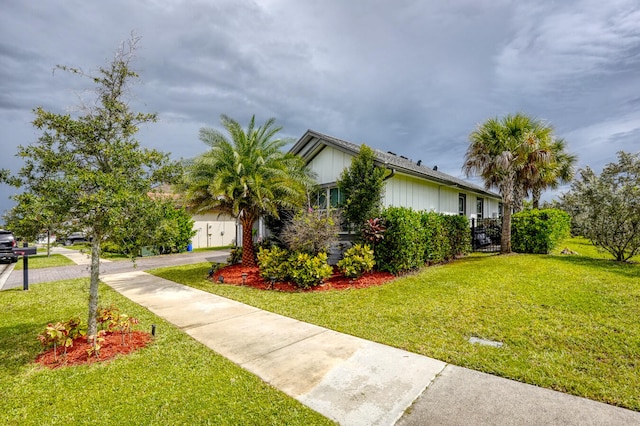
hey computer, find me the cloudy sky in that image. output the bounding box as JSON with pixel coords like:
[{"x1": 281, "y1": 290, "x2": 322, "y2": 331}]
[{"x1": 1, "y1": 0, "x2": 639, "y2": 218}]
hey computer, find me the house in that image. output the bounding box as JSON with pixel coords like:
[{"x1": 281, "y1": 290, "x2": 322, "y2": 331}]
[
  {"x1": 150, "y1": 184, "x2": 237, "y2": 249},
  {"x1": 289, "y1": 130, "x2": 502, "y2": 220}
]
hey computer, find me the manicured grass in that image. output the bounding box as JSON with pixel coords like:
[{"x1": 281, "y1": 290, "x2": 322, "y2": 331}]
[
  {"x1": 0, "y1": 279, "x2": 332, "y2": 425},
  {"x1": 13, "y1": 254, "x2": 76, "y2": 270},
  {"x1": 192, "y1": 246, "x2": 233, "y2": 253},
  {"x1": 150, "y1": 238, "x2": 640, "y2": 411},
  {"x1": 555, "y1": 236, "x2": 640, "y2": 262}
]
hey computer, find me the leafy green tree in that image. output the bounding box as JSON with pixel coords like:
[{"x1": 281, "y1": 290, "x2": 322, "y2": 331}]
[
  {"x1": 183, "y1": 115, "x2": 312, "y2": 266},
  {"x1": 560, "y1": 151, "x2": 640, "y2": 261},
  {"x1": 464, "y1": 113, "x2": 557, "y2": 253},
  {"x1": 7, "y1": 37, "x2": 178, "y2": 341},
  {"x1": 337, "y1": 144, "x2": 387, "y2": 233},
  {"x1": 3, "y1": 193, "x2": 61, "y2": 256},
  {"x1": 150, "y1": 201, "x2": 196, "y2": 254}
]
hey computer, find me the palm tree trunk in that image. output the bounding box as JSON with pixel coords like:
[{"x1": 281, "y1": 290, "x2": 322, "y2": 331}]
[
  {"x1": 501, "y1": 202, "x2": 512, "y2": 254},
  {"x1": 512, "y1": 187, "x2": 524, "y2": 213},
  {"x1": 240, "y1": 212, "x2": 257, "y2": 267},
  {"x1": 532, "y1": 187, "x2": 541, "y2": 209}
]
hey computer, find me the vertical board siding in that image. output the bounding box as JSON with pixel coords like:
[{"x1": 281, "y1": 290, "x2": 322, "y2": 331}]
[{"x1": 307, "y1": 146, "x2": 354, "y2": 183}]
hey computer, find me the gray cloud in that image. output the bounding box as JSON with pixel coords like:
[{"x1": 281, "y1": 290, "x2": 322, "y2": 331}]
[{"x1": 1, "y1": 0, "x2": 639, "y2": 218}]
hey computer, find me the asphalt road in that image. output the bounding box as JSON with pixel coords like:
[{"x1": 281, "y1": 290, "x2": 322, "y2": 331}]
[{"x1": 0, "y1": 249, "x2": 230, "y2": 290}]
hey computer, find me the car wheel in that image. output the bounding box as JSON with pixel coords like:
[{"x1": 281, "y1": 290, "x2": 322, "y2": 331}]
[
  {"x1": 65, "y1": 239, "x2": 72, "y2": 246},
  {"x1": 11, "y1": 257, "x2": 18, "y2": 263}
]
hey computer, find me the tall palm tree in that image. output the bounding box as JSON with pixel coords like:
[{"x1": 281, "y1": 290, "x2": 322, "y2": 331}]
[
  {"x1": 464, "y1": 113, "x2": 554, "y2": 253},
  {"x1": 183, "y1": 115, "x2": 313, "y2": 266}
]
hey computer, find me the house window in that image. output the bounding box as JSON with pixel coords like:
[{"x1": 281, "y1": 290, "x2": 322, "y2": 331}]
[
  {"x1": 311, "y1": 187, "x2": 344, "y2": 210},
  {"x1": 476, "y1": 198, "x2": 484, "y2": 220},
  {"x1": 458, "y1": 194, "x2": 466, "y2": 216},
  {"x1": 329, "y1": 187, "x2": 345, "y2": 208},
  {"x1": 310, "y1": 189, "x2": 327, "y2": 209}
]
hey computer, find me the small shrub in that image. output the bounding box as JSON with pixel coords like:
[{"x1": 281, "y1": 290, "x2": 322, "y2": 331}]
[
  {"x1": 36, "y1": 317, "x2": 86, "y2": 361},
  {"x1": 227, "y1": 246, "x2": 243, "y2": 264},
  {"x1": 288, "y1": 252, "x2": 333, "y2": 289},
  {"x1": 337, "y1": 244, "x2": 375, "y2": 278},
  {"x1": 362, "y1": 218, "x2": 386, "y2": 245},
  {"x1": 257, "y1": 246, "x2": 291, "y2": 282},
  {"x1": 97, "y1": 305, "x2": 121, "y2": 332},
  {"x1": 511, "y1": 208, "x2": 571, "y2": 254},
  {"x1": 37, "y1": 322, "x2": 68, "y2": 361},
  {"x1": 208, "y1": 262, "x2": 225, "y2": 278},
  {"x1": 281, "y1": 209, "x2": 340, "y2": 255}
]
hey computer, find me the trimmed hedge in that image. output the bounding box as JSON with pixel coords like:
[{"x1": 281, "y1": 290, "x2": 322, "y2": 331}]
[
  {"x1": 375, "y1": 207, "x2": 425, "y2": 274},
  {"x1": 421, "y1": 212, "x2": 450, "y2": 264},
  {"x1": 375, "y1": 207, "x2": 470, "y2": 274},
  {"x1": 442, "y1": 214, "x2": 472, "y2": 257},
  {"x1": 511, "y1": 208, "x2": 571, "y2": 254}
]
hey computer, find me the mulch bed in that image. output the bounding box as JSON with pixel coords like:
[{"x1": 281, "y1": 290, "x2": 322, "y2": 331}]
[
  {"x1": 212, "y1": 264, "x2": 395, "y2": 291},
  {"x1": 35, "y1": 331, "x2": 152, "y2": 369}
]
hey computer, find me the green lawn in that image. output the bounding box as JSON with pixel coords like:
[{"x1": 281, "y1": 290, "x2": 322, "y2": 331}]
[
  {"x1": 150, "y1": 238, "x2": 640, "y2": 411},
  {"x1": 13, "y1": 254, "x2": 76, "y2": 270},
  {"x1": 0, "y1": 279, "x2": 332, "y2": 425}
]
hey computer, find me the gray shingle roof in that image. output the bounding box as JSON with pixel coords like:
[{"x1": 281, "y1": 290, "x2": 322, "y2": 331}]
[{"x1": 290, "y1": 129, "x2": 501, "y2": 199}]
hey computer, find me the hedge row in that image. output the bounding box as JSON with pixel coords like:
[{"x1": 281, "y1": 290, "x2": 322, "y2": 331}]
[
  {"x1": 511, "y1": 208, "x2": 571, "y2": 254},
  {"x1": 374, "y1": 207, "x2": 471, "y2": 274}
]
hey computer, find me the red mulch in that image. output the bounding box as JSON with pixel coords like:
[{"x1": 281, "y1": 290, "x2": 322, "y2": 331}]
[
  {"x1": 212, "y1": 264, "x2": 395, "y2": 291},
  {"x1": 35, "y1": 331, "x2": 152, "y2": 369}
]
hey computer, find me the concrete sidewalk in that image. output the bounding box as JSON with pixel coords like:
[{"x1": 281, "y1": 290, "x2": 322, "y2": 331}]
[
  {"x1": 50, "y1": 246, "x2": 112, "y2": 265},
  {"x1": 102, "y1": 271, "x2": 640, "y2": 426}
]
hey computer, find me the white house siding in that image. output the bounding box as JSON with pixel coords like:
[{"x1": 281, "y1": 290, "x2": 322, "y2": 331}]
[
  {"x1": 190, "y1": 213, "x2": 236, "y2": 249},
  {"x1": 307, "y1": 146, "x2": 353, "y2": 183},
  {"x1": 297, "y1": 142, "x2": 501, "y2": 220}
]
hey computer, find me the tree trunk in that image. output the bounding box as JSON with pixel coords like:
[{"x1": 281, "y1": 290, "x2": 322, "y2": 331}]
[
  {"x1": 512, "y1": 187, "x2": 524, "y2": 213},
  {"x1": 500, "y1": 201, "x2": 512, "y2": 254},
  {"x1": 240, "y1": 213, "x2": 257, "y2": 267},
  {"x1": 532, "y1": 187, "x2": 541, "y2": 209},
  {"x1": 87, "y1": 236, "x2": 101, "y2": 341}
]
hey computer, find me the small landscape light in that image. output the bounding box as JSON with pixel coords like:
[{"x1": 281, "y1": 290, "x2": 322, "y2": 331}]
[
  {"x1": 269, "y1": 276, "x2": 276, "y2": 290},
  {"x1": 218, "y1": 275, "x2": 224, "y2": 283},
  {"x1": 151, "y1": 324, "x2": 156, "y2": 336},
  {"x1": 241, "y1": 273, "x2": 248, "y2": 285}
]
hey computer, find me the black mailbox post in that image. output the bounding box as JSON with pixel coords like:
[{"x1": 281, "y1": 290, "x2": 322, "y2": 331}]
[{"x1": 12, "y1": 244, "x2": 37, "y2": 290}]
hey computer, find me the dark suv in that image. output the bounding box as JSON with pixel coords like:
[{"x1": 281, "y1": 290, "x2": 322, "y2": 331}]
[{"x1": 0, "y1": 230, "x2": 18, "y2": 263}]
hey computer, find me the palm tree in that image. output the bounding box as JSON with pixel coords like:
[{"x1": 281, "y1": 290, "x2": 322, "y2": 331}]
[
  {"x1": 463, "y1": 113, "x2": 555, "y2": 253},
  {"x1": 529, "y1": 138, "x2": 576, "y2": 208},
  {"x1": 183, "y1": 115, "x2": 313, "y2": 266}
]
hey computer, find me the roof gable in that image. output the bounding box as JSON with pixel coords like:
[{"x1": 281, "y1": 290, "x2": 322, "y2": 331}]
[{"x1": 290, "y1": 129, "x2": 501, "y2": 199}]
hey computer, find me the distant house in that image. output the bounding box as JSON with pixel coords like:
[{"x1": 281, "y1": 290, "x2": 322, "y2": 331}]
[
  {"x1": 289, "y1": 130, "x2": 502, "y2": 220},
  {"x1": 151, "y1": 184, "x2": 237, "y2": 249}
]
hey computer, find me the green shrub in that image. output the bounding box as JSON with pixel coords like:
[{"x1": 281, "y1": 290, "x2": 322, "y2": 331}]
[
  {"x1": 421, "y1": 212, "x2": 450, "y2": 264},
  {"x1": 281, "y1": 209, "x2": 340, "y2": 255},
  {"x1": 227, "y1": 246, "x2": 242, "y2": 264},
  {"x1": 257, "y1": 246, "x2": 291, "y2": 282},
  {"x1": 512, "y1": 208, "x2": 571, "y2": 254},
  {"x1": 375, "y1": 207, "x2": 425, "y2": 274},
  {"x1": 288, "y1": 252, "x2": 333, "y2": 289},
  {"x1": 337, "y1": 244, "x2": 375, "y2": 278},
  {"x1": 101, "y1": 241, "x2": 122, "y2": 254},
  {"x1": 442, "y1": 214, "x2": 471, "y2": 257}
]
